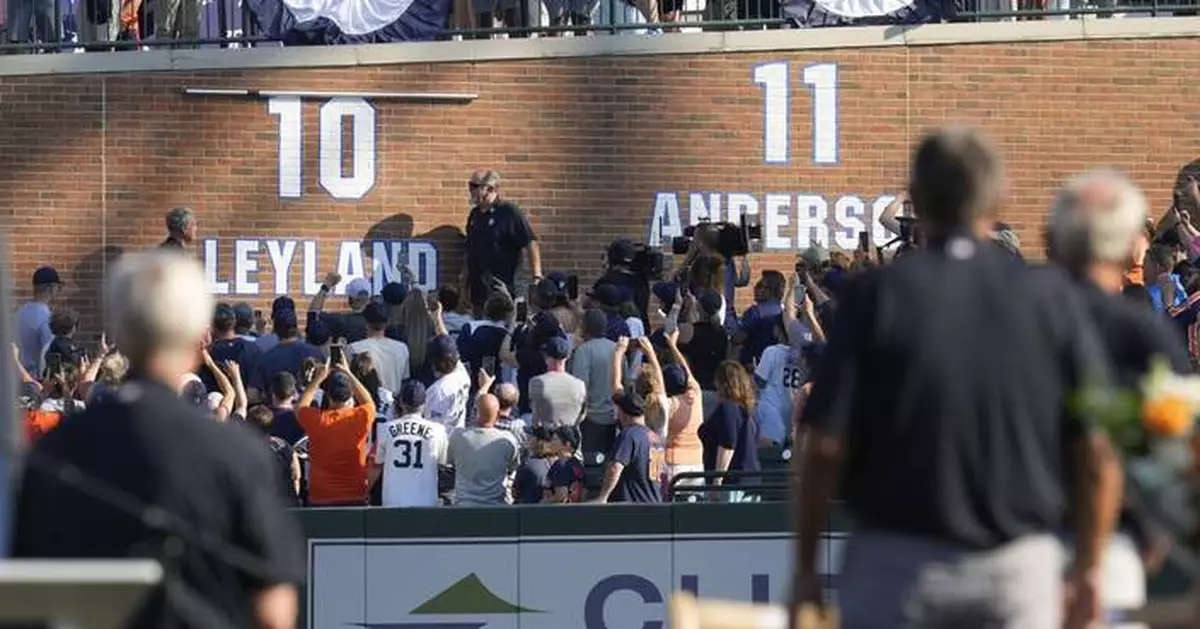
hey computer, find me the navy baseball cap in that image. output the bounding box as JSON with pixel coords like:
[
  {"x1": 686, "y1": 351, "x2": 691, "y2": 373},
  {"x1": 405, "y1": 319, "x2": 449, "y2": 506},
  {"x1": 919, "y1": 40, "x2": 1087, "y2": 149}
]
[
  {"x1": 614, "y1": 390, "x2": 646, "y2": 417},
  {"x1": 363, "y1": 301, "x2": 389, "y2": 325},
  {"x1": 607, "y1": 239, "x2": 636, "y2": 265},
  {"x1": 534, "y1": 277, "x2": 561, "y2": 304},
  {"x1": 543, "y1": 336, "x2": 571, "y2": 360},
  {"x1": 429, "y1": 334, "x2": 459, "y2": 362},
  {"x1": 698, "y1": 291, "x2": 723, "y2": 316},
  {"x1": 588, "y1": 283, "x2": 622, "y2": 307},
  {"x1": 398, "y1": 380, "x2": 427, "y2": 407},
  {"x1": 271, "y1": 296, "x2": 296, "y2": 316},
  {"x1": 273, "y1": 308, "x2": 298, "y2": 328},
  {"x1": 32, "y1": 267, "x2": 61, "y2": 286},
  {"x1": 213, "y1": 302, "x2": 236, "y2": 321},
  {"x1": 233, "y1": 303, "x2": 254, "y2": 328},
  {"x1": 326, "y1": 371, "x2": 353, "y2": 402},
  {"x1": 663, "y1": 364, "x2": 688, "y2": 396},
  {"x1": 306, "y1": 319, "x2": 330, "y2": 346},
  {"x1": 381, "y1": 282, "x2": 408, "y2": 306},
  {"x1": 653, "y1": 281, "x2": 678, "y2": 309},
  {"x1": 548, "y1": 272, "x2": 569, "y2": 295}
]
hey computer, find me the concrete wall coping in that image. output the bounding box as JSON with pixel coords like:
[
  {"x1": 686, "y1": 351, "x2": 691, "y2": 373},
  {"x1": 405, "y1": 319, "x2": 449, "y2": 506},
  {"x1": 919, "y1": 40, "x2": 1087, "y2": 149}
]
[{"x1": 0, "y1": 15, "x2": 1197, "y2": 77}]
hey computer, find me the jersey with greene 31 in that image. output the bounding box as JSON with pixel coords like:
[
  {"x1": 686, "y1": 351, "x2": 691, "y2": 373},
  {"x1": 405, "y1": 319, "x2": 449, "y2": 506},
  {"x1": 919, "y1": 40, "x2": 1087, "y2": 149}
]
[
  {"x1": 375, "y1": 413, "x2": 449, "y2": 507},
  {"x1": 753, "y1": 344, "x2": 805, "y2": 444}
]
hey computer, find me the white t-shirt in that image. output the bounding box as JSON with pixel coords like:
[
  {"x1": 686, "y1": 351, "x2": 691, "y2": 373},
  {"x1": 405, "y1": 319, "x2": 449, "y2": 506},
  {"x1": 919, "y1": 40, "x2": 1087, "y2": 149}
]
[
  {"x1": 754, "y1": 344, "x2": 803, "y2": 445},
  {"x1": 375, "y1": 412, "x2": 448, "y2": 507},
  {"x1": 348, "y1": 337, "x2": 411, "y2": 394},
  {"x1": 426, "y1": 361, "x2": 471, "y2": 431}
]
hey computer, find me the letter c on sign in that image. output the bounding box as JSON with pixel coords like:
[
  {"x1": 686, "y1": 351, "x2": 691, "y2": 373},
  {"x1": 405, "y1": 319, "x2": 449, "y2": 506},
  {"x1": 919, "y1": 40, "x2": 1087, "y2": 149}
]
[{"x1": 584, "y1": 574, "x2": 664, "y2": 629}]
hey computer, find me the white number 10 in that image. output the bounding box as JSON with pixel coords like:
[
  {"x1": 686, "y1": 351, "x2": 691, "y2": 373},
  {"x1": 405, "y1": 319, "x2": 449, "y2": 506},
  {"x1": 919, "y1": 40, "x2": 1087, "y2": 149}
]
[{"x1": 753, "y1": 62, "x2": 838, "y2": 165}]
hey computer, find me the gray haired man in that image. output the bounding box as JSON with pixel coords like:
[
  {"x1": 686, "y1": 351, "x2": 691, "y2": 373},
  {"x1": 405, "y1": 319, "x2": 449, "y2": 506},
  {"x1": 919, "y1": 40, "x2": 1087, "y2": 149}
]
[{"x1": 160, "y1": 206, "x2": 198, "y2": 251}]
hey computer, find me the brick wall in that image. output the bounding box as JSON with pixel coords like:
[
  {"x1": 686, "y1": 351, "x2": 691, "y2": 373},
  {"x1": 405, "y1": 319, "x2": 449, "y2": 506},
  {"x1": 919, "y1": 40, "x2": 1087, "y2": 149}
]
[{"x1": 3, "y1": 35, "x2": 1200, "y2": 336}]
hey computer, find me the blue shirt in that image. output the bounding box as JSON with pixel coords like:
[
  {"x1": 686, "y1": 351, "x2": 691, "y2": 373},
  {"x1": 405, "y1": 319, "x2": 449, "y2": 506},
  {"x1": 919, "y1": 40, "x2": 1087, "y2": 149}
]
[
  {"x1": 699, "y1": 399, "x2": 760, "y2": 485},
  {"x1": 202, "y1": 337, "x2": 263, "y2": 393},
  {"x1": 269, "y1": 408, "x2": 305, "y2": 445},
  {"x1": 610, "y1": 423, "x2": 663, "y2": 504},
  {"x1": 513, "y1": 457, "x2": 552, "y2": 504},
  {"x1": 255, "y1": 340, "x2": 325, "y2": 393},
  {"x1": 1148, "y1": 274, "x2": 1187, "y2": 312},
  {"x1": 604, "y1": 312, "x2": 631, "y2": 342},
  {"x1": 738, "y1": 300, "x2": 783, "y2": 366},
  {"x1": 15, "y1": 301, "x2": 52, "y2": 375}
]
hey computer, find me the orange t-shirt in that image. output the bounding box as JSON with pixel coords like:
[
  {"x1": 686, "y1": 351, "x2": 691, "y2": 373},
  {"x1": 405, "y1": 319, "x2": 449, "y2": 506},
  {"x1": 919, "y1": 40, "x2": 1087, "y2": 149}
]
[
  {"x1": 298, "y1": 406, "x2": 373, "y2": 505},
  {"x1": 24, "y1": 409, "x2": 63, "y2": 444}
]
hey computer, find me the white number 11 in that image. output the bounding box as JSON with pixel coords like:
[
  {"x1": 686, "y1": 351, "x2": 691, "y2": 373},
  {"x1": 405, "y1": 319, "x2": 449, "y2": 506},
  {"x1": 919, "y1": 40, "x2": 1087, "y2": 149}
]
[{"x1": 753, "y1": 62, "x2": 838, "y2": 165}]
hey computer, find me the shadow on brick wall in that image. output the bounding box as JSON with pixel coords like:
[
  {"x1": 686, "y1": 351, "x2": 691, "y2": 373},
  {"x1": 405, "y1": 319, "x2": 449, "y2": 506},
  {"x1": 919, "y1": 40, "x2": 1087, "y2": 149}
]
[
  {"x1": 361, "y1": 213, "x2": 466, "y2": 287},
  {"x1": 66, "y1": 245, "x2": 125, "y2": 345}
]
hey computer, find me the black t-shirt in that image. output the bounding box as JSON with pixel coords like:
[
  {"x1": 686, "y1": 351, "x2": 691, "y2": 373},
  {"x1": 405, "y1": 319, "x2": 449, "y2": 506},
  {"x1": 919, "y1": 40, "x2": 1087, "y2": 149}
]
[
  {"x1": 269, "y1": 407, "x2": 304, "y2": 444},
  {"x1": 680, "y1": 322, "x2": 728, "y2": 390},
  {"x1": 609, "y1": 423, "x2": 663, "y2": 504},
  {"x1": 312, "y1": 311, "x2": 368, "y2": 344},
  {"x1": 513, "y1": 457, "x2": 552, "y2": 504},
  {"x1": 801, "y1": 239, "x2": 1111, "y2": 549},
  {"x1": 699, "y1": 399, "x2": 760, "y2": 485},
  {"x1": 159, "y1": 236, "x2": 184, "y2": 250},
  {"x1": 595, "y1": 270, "x2": 650, "y2": 323},
  {"x1": 201, "y1": 336, "x2": 262, "y2": 393},
  {"x1": 462, "y1": 322, "x2": 509, "y2": 393},
  {"x1": 44, "y1": 335, "x2": 83, "y2": 368},
  {"x1": 12, "y1": 377, "x2": 306, "y2": 629},
  {"x1": 513, "y1": 313, "x2": 563, "y2": 414},
  {"x1": 465, "y1": 201, "x2": 535, "y2": 303},
  {"x1": 1078, "y1": 281, "x2": 1190, "y2": 386}
]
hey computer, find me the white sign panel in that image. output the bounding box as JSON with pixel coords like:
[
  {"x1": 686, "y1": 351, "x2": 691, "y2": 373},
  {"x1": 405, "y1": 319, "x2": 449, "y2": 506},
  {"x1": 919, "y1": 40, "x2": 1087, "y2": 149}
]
[{"x1": 308, "y1": 534, "x2": 845, "y2": 629}]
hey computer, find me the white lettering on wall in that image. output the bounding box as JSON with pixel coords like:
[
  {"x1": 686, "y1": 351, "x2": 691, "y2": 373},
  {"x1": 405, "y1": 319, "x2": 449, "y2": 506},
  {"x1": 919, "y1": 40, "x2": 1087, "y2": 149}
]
[
  {"x1": 270, "y1": 96, "x2": 378, "y2": 200},
  {"x1": 201, "y1": 239, "x2": 440, "y2": 298},
  {"x1": 764, "y1": 193, "x2": 791, "y2": 251},
  {"x1": 753, "y1": 62, "x2": 840, "y2": 166},
  {"x1": 205, "y1": 239, "x2": 231, "y2": 295},
  {"x1": 726, "y1": 193, "x2": 759, "y2": 226},
  {"x1": 795, "y1": 195, "x2": 829, "y2": 249},
  {"x1": 234, "y1": 239, "x2": 261, "y2": 295},
  {"x1": 872, "y1": 196, "x2": 897, "y2": 248},
  {"x1": 648, "y1": 192, "x2": 683, "y2": 249},
  {"x1": 265, "y1": 240, "x2": 298, "y2": 295},
  {"x1": 832, "y1": 196, "x2": 866, "y2": 251},
  {"x1": 688, "y1": 192, "x2": 721, "y2": 225}
]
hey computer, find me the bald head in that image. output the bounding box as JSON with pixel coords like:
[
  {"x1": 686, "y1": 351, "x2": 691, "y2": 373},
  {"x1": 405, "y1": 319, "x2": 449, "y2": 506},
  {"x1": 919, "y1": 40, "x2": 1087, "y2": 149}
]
[
  {"x1": 494, "y1": 383, "x2": 519, "y2": 413},
  {"x1": 476, "y1": 393, "x2": 500, "y2": 427},
  {"x1": 909, "y1": 126, "x2": 1005, "y2": 232},
  {"x1": 1047, "y1": 169, "x2": 1147, "y2": 269}
]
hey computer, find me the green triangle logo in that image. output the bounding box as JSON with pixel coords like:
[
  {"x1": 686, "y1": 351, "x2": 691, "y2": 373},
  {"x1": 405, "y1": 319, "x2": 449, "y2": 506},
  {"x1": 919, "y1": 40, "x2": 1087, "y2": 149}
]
[{"x1": 410, "y1": 574, "x2": 543, "y2": 615}]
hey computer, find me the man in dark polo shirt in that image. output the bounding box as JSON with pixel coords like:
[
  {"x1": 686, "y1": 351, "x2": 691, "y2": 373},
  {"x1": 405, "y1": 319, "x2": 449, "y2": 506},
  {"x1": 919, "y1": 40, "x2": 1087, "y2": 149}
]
[
  {"x1": 461, "y1": 169, "x2": 542, "y2": 316},
  {"x1": 159, "y1": 206, "x2": 197, "y2": 251},
  {"x1": 13, "y1": 251, "x2": 304, "y2": 629},
  {"x1": 793, "y1": 127, "x2": 1121, "y2": 629}
]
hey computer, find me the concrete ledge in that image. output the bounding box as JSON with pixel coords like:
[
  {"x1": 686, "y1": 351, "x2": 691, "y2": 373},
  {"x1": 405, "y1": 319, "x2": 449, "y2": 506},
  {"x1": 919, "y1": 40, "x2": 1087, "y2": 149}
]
[{"x1": 1, "y1": 15, "x2": 1199, "y2": 77}]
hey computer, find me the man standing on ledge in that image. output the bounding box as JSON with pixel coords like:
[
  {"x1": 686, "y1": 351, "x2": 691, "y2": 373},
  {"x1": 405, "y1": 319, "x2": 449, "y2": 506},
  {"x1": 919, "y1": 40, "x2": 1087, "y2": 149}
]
[
  {"x1": 160, "y1": 206, "x2": 198, "y2": 251},
  {"x1": 461, "y1": 170, "x2": 542, "y2": 317}
]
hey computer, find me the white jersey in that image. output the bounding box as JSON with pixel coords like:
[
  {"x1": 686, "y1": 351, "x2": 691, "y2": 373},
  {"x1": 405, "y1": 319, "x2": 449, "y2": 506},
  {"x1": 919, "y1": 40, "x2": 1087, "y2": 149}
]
[
  {"x1": 375, "y1": 413, "x2": 449, "y2": 507},
  {"x1": 754, "y1": 344, "x2": 803, "y2": 445},
  {"x1": 426, "y1": 361, "x2": 471, "y2": 431}
]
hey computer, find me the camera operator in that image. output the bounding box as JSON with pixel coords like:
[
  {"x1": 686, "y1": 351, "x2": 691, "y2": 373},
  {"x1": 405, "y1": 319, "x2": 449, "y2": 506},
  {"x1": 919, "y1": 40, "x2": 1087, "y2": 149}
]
[
  {"x1": 671, "y1": 231, "x2": 750, "y2": 329},
  {"x1": 594, "y1": 239, "x2": 651, "y2": 324}
]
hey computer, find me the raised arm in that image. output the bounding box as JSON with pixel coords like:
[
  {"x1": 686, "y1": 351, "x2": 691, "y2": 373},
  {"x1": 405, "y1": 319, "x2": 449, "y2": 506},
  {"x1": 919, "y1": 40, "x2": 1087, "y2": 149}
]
[
  {"x1": 225, "y1": 360, "x2": 249, "y2": 418},
  {"x1": 307, "y1": 270, "x2": 342, "y2": 317},
  {"x1": 203, "y1": 350, "x2": 236, "y2": 420},
  {"x1": 299, "y1": 357, "x2": 330, "y2": 408},
  {"x1": 338, "y1": 351, "x2": 376, "y2": 418},
  {"x1": 611, "y1": 336, "x2": 630, "y2": 398},
  {"x1": 664, "y1": 328, "x2": 699, "y2": 391}
]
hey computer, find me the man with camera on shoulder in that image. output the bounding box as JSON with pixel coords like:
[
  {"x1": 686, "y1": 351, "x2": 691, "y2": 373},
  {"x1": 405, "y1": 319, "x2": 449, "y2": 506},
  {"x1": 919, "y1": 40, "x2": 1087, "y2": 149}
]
[{"x1": 594, "y1": 239, "x2": 654, "y2": 324}]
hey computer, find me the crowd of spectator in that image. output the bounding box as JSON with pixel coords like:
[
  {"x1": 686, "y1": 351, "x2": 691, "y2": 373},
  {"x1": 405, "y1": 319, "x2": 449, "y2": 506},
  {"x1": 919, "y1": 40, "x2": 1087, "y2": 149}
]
[{"x1": 13, "y1": 165, "x2": 1200, "y2": 516}]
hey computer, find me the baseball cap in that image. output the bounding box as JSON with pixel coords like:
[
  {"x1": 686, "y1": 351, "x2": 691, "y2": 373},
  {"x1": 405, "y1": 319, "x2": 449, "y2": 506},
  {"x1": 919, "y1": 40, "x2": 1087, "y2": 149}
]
[
  {"x1": 306, "y1": 319, "x2": 331, "y2": 346},
  {"x1": 528, "y1": 424, "x2": 553, "y2": 442},
  {"x1": 607, "y1": 239, "x2": 637, "y2": 265},
  {"x1": 273, "y1": 308, "x2": 298, "y2": 329},
  {"x1": 32, "y1": 267, "x2": 61, "y2": 286},
  {"x1": 233, "y1": 303, "x2": 254, "y2": 326},
  {"x1": 614, "y1": 390, "x2": 646, "y2": 417},
  {"x1": 553, "y1": 424, "x2": 581, "y2": 451},
  {"x1": 325, "y1": 371, "x2": 354, "y2": 402},
  {"x1": 542, "y1": 336, "x2": 571, "y2": 360},
  {"x1": 363, "y1": 301, "x2": 389, "y2": 326},
  {"x1": 428, "y1": 334, "x2": 459, "y2": 362},
  {"x1": 271, "y1": 296, "x2": 296, "y2": 316},
  {"x1": 345, "y1": 277, "x2": 372, "y2": 299},
  {"x1": 588, "y1": 283, "x2": 622, "y2": 308},
  {"x1": 381, "y1": 282, "x2": 408, "y2": 306},
  {"x1": 698, "y1": 290, "x2": 723, "y2": 317},
  {"x1": 582, "y1": 308, "x2": 607, "y2": 338},
  {"x1": 398, "y1": 380, "x2": 426, "y2": 408},
  {"x1": 213, "y1": 302, "x2": 236, "y2": 322},
  {"x1": 548, "y1": 272, "x2": 569, "y2": 295},
  {"x1": 663, "y1": 364, "x2": 688, "y2": 397},
  {"x1": 534, "y1": 277, "x2": 561, "y2": 305},
  {"x1": 653, "y1": 281, "x2": 678, "y2": 309},
  {"x1": 800, "y1": 245, "x2": 830, "y2": 267}
]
